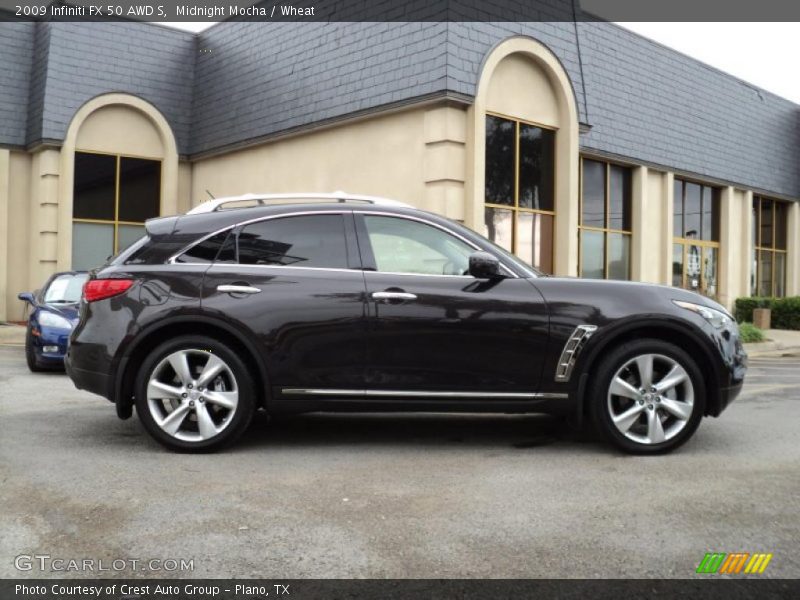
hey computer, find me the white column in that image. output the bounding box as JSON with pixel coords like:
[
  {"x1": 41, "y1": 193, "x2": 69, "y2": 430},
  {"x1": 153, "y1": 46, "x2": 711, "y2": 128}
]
[
  {"x1": 787, "y1": 200, "x2": 800, "y2": 296},
  {"x1": 630, "y1": 165, "x2": 648, "y2": 281},
  {"x1": 660, "y1": 172, "x2": 675, "y2": 285}
]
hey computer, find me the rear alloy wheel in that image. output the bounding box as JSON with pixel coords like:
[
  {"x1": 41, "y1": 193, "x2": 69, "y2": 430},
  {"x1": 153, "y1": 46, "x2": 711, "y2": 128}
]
[
  {"x1": 590, "y1": 339, "x2": 705, "y2": 454},
  {"x1": 135, "y1": 336, "x2": 256, "y2": 452}
]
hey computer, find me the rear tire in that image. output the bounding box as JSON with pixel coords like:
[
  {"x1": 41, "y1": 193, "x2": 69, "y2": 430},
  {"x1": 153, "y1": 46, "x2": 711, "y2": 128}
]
[
  {"x1": 589, "y1": 338, "x2": 705, "y2": 454},
  {"x1": 134, "y1": 335, "x2": 256, "y2": 452}
]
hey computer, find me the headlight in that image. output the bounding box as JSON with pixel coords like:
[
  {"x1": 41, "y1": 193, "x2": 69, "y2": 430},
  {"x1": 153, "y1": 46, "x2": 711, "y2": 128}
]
[
  {"x1": 672, "y1": 300, "x2": 731, "y2": 329},
  {"x1": 37, "y1": 312, "x2": 73, "y2": 329}
]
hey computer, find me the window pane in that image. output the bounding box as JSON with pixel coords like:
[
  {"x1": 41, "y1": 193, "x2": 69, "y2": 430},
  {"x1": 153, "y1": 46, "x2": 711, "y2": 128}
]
[
  {"x1": 685, "y1": 242, "x2": 702, "y2": 292},
  {"x1": 518, "y1": 124, "x2": 555, "y2": 211},
  {"x1": 703, "y1": 246, "x2": 718, "y2": 298},
  {"x1": 119, "y1": 158, "x2": 161, "y2": 222},
  {"x1": 701, "y1": 186, "x2": 720, "y2": 241},
  {"x1": 44, "y1": 273, "x2": 89, "y2": 303},
  {"x1": 365, "y1": 216, "x2": 472, "y2": 276},
  {"x1": 484, "y1": 207, "x2": 513, "y2": 253},
  {"x1": 580, "y1": 230, "x2": 605, "y2": 279},
  {"x1": 73, "y1": 152, "x2": 116, "y2": 220},
  {"x1": 238, "y1": 215, "x2": 348, "y2": 268},
  {"x1": 683, "y1": 182, "x2": 701, "y2": 240},
  {"x1": 775, "y1": 253, "x2": 786, "y2": 298},
  {"x1": 72, "y1": 222, "x2": 114, "y2": 270},
  {"x1": 673, "y1": 181, "x2": 683, "y2": 238},
  {"x1": 760, "y1": 199, "x2": 773, "y2": 249},
  {"x1": 117, "y1": 224, "x2": 145, "y2": 253},
  {"x1": 758, "y1": 250, "x2": 773, "y2": 297},
  {"x1": 517, "y1": 212, "x2": 553, "y2": 274},
  {"x1": 485, "y1": 116, "x2": 515, "y2": 206},
  {"x1": 609, "y1": 165, "x2": 631, "y2": 231},
  {"x1": 176, "y1": 231, "x2": 231, "y2": 264},
  {"x1": 608, "y1": 233, "x2": 630, "y2": 280},
  {"x1": 775, "y1": 202, "x2": 788, "y2": 250},
  {"x1": 672, "y1": 244, "x2": 684, "y2": 288},
  {"x1": 581, "y1": 159, "x2": 605, "y2": 228}
]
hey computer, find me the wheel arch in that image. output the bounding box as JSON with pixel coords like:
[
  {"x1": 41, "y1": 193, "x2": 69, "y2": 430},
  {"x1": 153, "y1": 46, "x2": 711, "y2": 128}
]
[
  {"x1": 114, "y1": 315, "x2": 270, "y2": 419},
  {"x1": 573, "y1": 319, "x2": 723, "y2": 418}
]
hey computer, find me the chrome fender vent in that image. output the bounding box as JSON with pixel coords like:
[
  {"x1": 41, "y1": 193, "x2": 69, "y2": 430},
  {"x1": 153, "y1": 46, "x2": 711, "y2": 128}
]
[{"x1": 554, "y1": 324, "x2": 598, "y2": 382}]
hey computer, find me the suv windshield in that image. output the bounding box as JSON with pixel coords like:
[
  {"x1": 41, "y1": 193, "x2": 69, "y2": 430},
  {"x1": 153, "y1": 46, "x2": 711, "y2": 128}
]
[{"x1": 43, "y1": 273, "x2": 89, "y2": 303}]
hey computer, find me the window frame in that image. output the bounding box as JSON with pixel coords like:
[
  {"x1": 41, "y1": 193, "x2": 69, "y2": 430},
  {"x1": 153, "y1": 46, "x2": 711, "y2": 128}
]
[
  {"x1": 753, "y1": 195, "x2": 789, "y2": 297},
  {"x1": 72, "y1": 149, "x2": 162, "y2": 255},
  {"x1": 672, "y1": 177, "x2": 721, "y2": 296},
  {"x1": 484, "y1": 111, "x2": 557, "y2": 269},
  {"x1": 354, "y1": 212, "x2": 520, "y2": 279},
  {"x1": 578, "y1": 157, "x2": 633, "y2": 280}
]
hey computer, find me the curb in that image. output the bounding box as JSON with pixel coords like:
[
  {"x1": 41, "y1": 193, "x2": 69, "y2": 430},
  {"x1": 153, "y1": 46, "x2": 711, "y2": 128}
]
[
  {"x1": 0, "y1": 324, "x2": 26, "y2": 346},
  {"x1": 743, "y1": 341, "x2": 800, "y2": 357}
]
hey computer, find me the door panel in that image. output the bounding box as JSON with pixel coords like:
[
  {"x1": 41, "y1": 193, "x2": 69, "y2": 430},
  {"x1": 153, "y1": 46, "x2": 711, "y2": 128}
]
[
  {"x1": 200, "y1": 212, "x2": 368, "y2": 389},
  {"x1": 356, "y1": 214, "x2": 549, "y2": 392}
]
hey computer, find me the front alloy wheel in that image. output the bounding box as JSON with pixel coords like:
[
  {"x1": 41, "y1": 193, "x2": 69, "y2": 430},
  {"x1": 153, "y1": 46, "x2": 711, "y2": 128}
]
[
  {"x1": 135, "y1": 335, "x2": 256, "y2": 452},
  {"x1": 607, "y1": 353, "x2": 694, "y2": 445},
  {"x1": 591, "y1": 339, "x2": 705, "y2": 454}
]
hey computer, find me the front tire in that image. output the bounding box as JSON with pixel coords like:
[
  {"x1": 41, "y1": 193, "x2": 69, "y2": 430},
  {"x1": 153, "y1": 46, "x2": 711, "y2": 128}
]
[
  {"x1": 589, "y1": 338, "x2": 705, "y2": 454},
  {"x1": 25, "y1": 332, "x2": 46, "y2": 372},
  {"x1": 134, "y1": 335, "x2": 256, "y2": 452}
]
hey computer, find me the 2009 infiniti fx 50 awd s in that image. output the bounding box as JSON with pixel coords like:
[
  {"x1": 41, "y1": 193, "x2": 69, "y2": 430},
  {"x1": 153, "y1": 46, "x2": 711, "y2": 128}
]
[{"x1": 65, "y1": 192, "x2": 747, "y2": 453}]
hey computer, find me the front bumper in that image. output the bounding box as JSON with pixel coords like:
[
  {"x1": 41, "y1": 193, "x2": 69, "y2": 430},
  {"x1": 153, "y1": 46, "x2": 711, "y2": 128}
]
[{"x1": 709, "y1": 331, "x2": 747, "y2": 416}]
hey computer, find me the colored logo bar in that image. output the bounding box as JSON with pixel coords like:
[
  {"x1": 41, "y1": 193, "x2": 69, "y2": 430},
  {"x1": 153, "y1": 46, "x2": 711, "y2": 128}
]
[{"x1": 696, "y1": 552, "x2": 773, "y2": 574}]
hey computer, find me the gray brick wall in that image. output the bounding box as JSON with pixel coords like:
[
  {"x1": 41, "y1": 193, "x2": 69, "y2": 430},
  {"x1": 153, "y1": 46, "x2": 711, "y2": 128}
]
[
  {"x1": 191, "y1": 22, "x2": 449, "y2": 154},
  {"x1": 32, "y1": 22, "x2": 196, "y2": 153},
  {"x1": 445, "y1": 22, "x2": 588, "y2": 122},
  {"x1": 0, "y1": 20, "x2": 797, "y2": 198},
  {"x1": 0, "y1": 22, "x2": 35, "y2": 147},
  {"x1": 578, "y1": 22, "x2": 799, "y2": 198}
]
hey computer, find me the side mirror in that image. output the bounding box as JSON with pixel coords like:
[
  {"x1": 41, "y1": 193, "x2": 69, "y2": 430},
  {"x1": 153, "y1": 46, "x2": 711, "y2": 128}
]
[
  {"x1": 17, "y1": 292, "x2": 35, "y2": 305},
  {"x1": 468, "y1": 251, "x2": 503, "y2": 280}
]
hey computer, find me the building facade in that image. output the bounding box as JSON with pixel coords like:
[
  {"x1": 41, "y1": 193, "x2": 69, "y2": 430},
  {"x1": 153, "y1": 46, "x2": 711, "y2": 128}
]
[{"x1": 0, "y1": 20, "x2": 798, "y2": 322}]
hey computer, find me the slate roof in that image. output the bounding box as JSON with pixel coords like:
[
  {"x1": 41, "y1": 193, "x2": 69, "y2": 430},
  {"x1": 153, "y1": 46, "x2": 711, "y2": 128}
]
[{"x1": 0, "y1": 20, "x2": 797, "y2": 198}]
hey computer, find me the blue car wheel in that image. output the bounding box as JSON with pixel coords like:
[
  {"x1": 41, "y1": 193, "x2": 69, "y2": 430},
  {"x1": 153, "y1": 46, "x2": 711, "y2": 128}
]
[{"x1": 25, "y1": 329, "x2": 47, "y2": 372}]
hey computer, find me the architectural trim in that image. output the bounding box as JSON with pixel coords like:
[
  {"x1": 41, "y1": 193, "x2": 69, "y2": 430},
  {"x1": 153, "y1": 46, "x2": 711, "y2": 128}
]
[
  {"x1": 465, "y1": 36, "x2": 581, "y2": 276},
  {"x1": 56, "y1": 93, "x2": 179, "y2": 270}
]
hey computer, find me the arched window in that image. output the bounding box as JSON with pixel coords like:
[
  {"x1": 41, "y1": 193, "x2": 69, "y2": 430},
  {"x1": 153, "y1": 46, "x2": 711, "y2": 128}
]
[
  {"x1": 484, "y1": 113, "x2": 555, "y2": 273},
  {"x1": 72, "y1": 151, "x2": 161, "y2": 270}
]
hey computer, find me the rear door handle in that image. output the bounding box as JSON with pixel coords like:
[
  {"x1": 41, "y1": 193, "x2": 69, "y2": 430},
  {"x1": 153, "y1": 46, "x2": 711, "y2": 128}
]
[
  {"x1": 217, "y1": 284, "x2": 261, "y2": 295},
  {"x1": 372, "y1": 291, "x2": 417, "y2": 302}
]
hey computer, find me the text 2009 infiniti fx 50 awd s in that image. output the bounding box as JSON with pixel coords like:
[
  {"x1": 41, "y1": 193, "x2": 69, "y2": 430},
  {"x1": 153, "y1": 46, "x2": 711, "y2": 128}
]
[{"x1": 65, "y1": 192, "x2": 747, "y2": 453}]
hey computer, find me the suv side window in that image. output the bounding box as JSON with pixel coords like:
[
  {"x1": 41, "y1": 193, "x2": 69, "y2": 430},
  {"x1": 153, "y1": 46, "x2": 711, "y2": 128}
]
[
  {"x1": 237, "y1": 214, "x2": 348, "y2": 268},
  {"x1": 363, "y1": 215, "x2": 473, "y2": 276},
  {"x1": 175, "y1": 230, "x2": 232, "y2": 264}
]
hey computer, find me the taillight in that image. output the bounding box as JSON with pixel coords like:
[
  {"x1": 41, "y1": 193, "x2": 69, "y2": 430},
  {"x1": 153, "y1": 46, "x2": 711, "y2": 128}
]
[{"x1": 83, "y1": 279, "x2": 134, "y2": 302}]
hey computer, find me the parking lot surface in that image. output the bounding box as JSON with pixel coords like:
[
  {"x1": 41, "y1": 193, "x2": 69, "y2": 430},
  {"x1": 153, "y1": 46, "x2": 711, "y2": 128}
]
[{"x1": 1, "y1": 345, "x2": 799, "y2": 578}]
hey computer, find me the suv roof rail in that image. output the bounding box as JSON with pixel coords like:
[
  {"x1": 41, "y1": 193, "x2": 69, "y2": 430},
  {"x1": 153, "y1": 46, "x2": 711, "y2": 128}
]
[{"x1": 186, "y1": 191, "x2": 411, "y2": 215}]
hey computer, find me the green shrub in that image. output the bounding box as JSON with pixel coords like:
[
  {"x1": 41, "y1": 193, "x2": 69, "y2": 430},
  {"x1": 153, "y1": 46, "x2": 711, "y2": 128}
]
[
  {"x1": 734, "y1": 296, "x2": 773, "y2": 323},
  {"x1": 738, "y1": 322, "x2": 765, "y2": 343},
  {"x1": 734, "y1": 296, "x2": 800, "y2": 330},
  {"x1": 771, "y1": 297, "x2": 800, "y2": 330}
]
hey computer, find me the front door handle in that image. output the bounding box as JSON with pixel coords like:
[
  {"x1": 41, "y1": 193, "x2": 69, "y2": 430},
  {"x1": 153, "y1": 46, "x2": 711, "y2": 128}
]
[
  {"x1": 217, "y1": 284, "x2": 261, "y2": 295},
  {"x1": 372, "y1": 291, "x2": 417, "y2": 302}
]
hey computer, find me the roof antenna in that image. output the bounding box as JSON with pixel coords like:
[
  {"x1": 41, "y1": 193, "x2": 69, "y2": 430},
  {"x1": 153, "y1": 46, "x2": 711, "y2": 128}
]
[{"x1": 206, "y1": 190, "x2": 216, "y2": 199}]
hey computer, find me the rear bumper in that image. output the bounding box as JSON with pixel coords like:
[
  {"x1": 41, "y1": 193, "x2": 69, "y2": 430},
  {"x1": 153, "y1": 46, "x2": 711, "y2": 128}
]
[{"x1": 64, "y1": 347, "x2": 112, "y2": 402}]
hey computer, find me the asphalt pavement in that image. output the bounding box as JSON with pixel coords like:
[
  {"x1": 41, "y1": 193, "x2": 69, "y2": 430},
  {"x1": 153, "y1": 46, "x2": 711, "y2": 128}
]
[{"x1": 1, "y1": 345, "x2": 798, "y2": 579}]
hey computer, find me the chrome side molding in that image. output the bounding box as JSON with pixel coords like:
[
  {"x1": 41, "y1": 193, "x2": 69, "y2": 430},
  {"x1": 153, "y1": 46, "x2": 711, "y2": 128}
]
[
  {"x1": 554, "y1": 324, "x2": 598, "y2": 382},
  {"x1": 280, "y1": 388, "x2": 568, "y2": 400}
]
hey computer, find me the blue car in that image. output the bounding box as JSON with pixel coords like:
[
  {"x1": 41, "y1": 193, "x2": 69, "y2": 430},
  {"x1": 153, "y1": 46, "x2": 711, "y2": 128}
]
[{"x1": 18, "y1": 271, "x2": 88, "y2": 372}]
